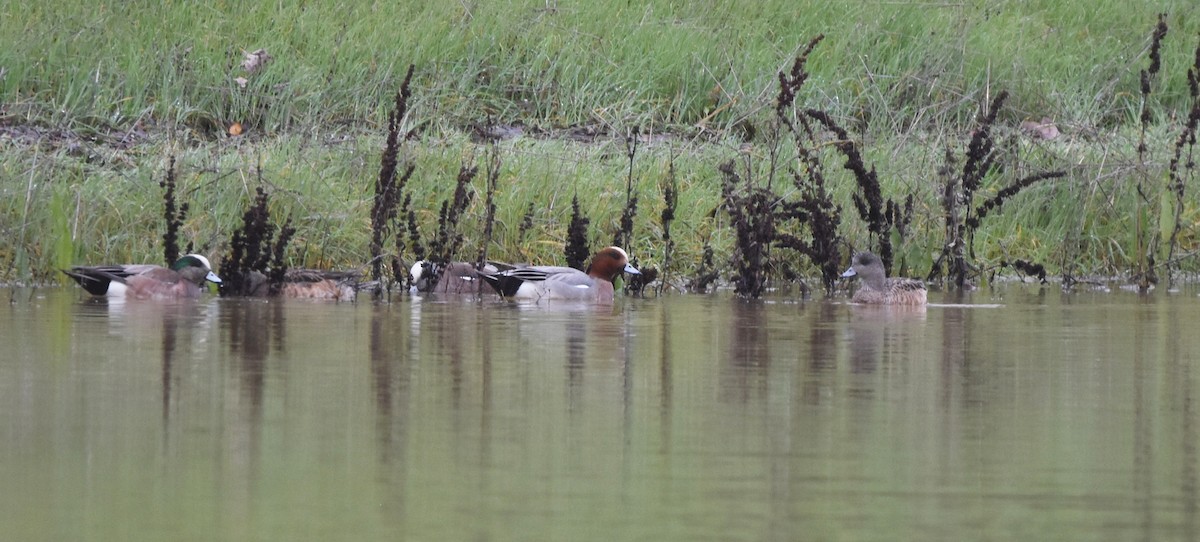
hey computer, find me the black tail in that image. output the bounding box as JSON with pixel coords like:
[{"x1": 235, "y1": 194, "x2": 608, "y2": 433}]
[
  {"x1": 480, "y1": 272, "x2": 525, "y2": 298},
  {"x1": 62, "y1": 269, "x2": 113, "y2": 296}
]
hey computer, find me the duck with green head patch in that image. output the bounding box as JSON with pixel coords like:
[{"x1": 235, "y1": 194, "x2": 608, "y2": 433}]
[{"x1": 63, "y1": 254, "x2": 222, "y2": 299}]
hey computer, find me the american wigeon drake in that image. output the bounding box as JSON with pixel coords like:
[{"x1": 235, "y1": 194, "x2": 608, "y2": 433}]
[
  {"x1": 63, "y1": 254, "x2": 222, "y2": 299},
  {"x1": 481, "y1": 246, "x2": 640, "y2": 303},
  {"x1": 841, "y1": 251, "x2": 927, "y2": 305},
  {"x1": 410, "y1": 261, "x2": 509, "y2": 294},
  {"x1": 230, "y1": 269, "x2": 367, "y2": 301}
]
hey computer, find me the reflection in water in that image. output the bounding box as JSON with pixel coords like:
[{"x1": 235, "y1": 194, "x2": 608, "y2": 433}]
[
  {"x1": 722, "y1": 301, "x2": 769, "y2": 405},
  {"x1": 1164, "y1": 299, "x2": 1200, "y2": 540},
  {"x1": 658, "y1": 302, "x2": 673, "y2": 456},
  {"x1": 9, "y1": 289, "x2": 1200, "y2": 540},
  {"x1": 369, "y1": 304, "x2": 411, "y2": 522},
  {"x1": 846, "y1": 303, "x2": 927, "y2": 376},
  {"x1": 218, "y1": 299, "x2": 287, "y2": 529},
  {"x1": 802, "y1": 303, "x2": 837, "y2": 406},
  {"x1": 88, "y1": 298, "x2": 218, "y2": 441},
  {"x1": 1134, "y1": 303, "x2": 1154, "y2": 542}
]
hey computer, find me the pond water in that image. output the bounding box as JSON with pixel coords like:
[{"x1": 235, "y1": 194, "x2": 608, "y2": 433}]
[{"x1": 2, "y1": 285, "x2": 1199, "y2": 541}]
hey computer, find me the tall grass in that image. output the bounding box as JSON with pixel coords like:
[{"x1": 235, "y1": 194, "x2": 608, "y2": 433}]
[
  {"x1": 5, "y1": 3, "x2": 1200, "y2": 289},
  {"x1": 1, "y1": 120, "x2": 1192, "y2": 286},
  {"x1": 3, "y1": 2, "x2": 1197, "y2": 136}
]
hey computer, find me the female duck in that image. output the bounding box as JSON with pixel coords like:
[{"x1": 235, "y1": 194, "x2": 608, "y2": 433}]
[
  {"x1": 229, "y1": 269, "x2": 367, "y2": 301},
  {"x1": 481, "y1": 246, "x2": 640, "y2": 303},
  {"x1": 841, "y1": 251, "x2": 926, "y2": 305},
  {"x1": 64, "y1": 254, "x2": 222, "y2": 299}
]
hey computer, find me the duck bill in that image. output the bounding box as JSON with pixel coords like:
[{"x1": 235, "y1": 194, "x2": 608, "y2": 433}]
[
  {"x1": 624, "y1": 263, "x2": 641, "y2": 275},
  {"x1": 840, "y1": 267, "x2": 856, "y2": 278},
  {"x1": 206, "y1": 272, "x2": 223, "y2": 284}
]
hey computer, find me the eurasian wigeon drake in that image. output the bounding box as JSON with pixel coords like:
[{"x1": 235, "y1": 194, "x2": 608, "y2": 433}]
[
  {"x1": 410, "y1": 260, "x2": 509, "y2": 294},
  {"x1": 227, "y1": 269, "x2": 368, "y2": 301},
  {"x1": 841, "y1": 251, "x2": 927, "y2": 305},
  {"x1": 63, "y1": 254, "x2": 222, "y2": 299},
  {"x1": 481, "y1": 246, "x2": 640, "y2": 303}
]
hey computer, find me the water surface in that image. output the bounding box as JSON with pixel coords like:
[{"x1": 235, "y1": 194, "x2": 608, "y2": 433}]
[{"x1": 2, "y1": 286, "x2": 1198, "y2": 541}]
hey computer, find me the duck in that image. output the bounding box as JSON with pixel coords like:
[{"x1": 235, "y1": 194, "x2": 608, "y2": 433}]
[
  {"x1": 841, "y1": 251, "x2": 926, "y2": 305},
  {"x1": 481, "y1": 246, "x2": 640, "y2": 303},
  {"x1": 63, "y1": 254, "x2": 222, "y2": 299},
  {"x1": 410, "y1": 260, "x2": 510, "y2": 294},
  {"x1": 227, "y1": 269, "x2": 369, "y2": 301}
]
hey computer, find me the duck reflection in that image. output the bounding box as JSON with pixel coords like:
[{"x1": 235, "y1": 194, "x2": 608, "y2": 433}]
[
  {"x1": 801, "y1": 303, "x2": 839, "y2": 406},
  {"x1": 508, "y1": 302, "x2": 626, "y2": 414},
  {"x1": 845, "y1": 303, "x2": 927, "y2": 375},
  {"x1": 87, "y1": 297, "x2": 216, "y2": 434}
]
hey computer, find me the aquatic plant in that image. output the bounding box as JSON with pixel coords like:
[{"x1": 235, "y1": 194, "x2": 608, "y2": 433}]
[
  {"x1": 159, "y1": 156, "x2": 188, "y2": 266},
  {"x1": 804, "y1": 110, "x2": 907, "y2": 274},
  {"x1": 565, "y1": 194, "x2": 591, "y2": 270},
  {"x1": 716, "y1": 37, "x2": 808, "y2": 297},
  {"x1": 220, "y1": 186, "x2": 294, "y2": 296},
  {"x1": 370, "y1": 64, "x2": 416, "y2": 292},
  {"x1": 721, "y1": 35, "x2": 848, "y2": 297},
  {"x1": 518, "y1": 201, "x2": 537, "y2": 242},
  {"x1": 687, "y1": 240, "x2": 719, "y2": 293},
  {"x1": 477, "y1": 141, "x2": 501, "y2": 269},
  {"x1": 930, "y1": 91, "x2": 1005, "y2": 287},
  {"x1": 1131, "y1": 14, "x2": 1169, "y2": 290},
  {"x1": 771, "y1": 35, "x2": 845, "y2": 294},
  {"x1": 625, "y1": 266, "x2": 657, "y2": 296},
  {"x1": 658, "y1": 157, "x2": 678, "y2": 292},
  {"x1": 420, "y1": 163, "x2": 477, "y2": 291},
  {"x1": 929, "y1": 91, "x2": 1064, "y2": 287},
  {"x1": 1164, "y1": 34, "x2": 1200, "y2": 286},
  {"x1": 999, "y1": 259, "x2": 1048, "y2": 284},
  {"x1": 786, "y1": 142, "x2": 844, "y2": 294},
  {"x1": 613, "y1": 127, "x2": 640, "y2": 251},
  {"x1": 719, "y1": 159, "x2": 774, "y2": 297}
]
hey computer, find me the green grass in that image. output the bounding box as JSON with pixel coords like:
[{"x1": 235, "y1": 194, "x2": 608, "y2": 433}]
[
  {"x1": 2, "y1": 1, "x2": 1200, "y2": 288},
  {"x1": 4, "y1": 1, "x2": 1197, "y2": 133}
]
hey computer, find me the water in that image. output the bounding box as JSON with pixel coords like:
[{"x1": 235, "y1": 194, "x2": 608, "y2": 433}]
[{"x1": 2, "y1": 286, "x2": 1198, "y2": 541}]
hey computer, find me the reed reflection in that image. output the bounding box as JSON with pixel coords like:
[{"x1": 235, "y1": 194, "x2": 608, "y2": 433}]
[
  {"x1": 217, "y1": 298, "x2": 287, "y2": 513},
  {"x1": 91, "y1": 298, "x2": 214, "y2": 437},
  {"x1": 658, "y1": 301, "x2": 673, "y2": 455},
  {"x1": 369, "y1": 305, "x2": 410, "y2": 463},
  {"x1": 801, "y1": 303, "x2": 838, "y2": 406},
  {"x1": 222, "y1": 299, "x2": 287, "y2": 413},
  {"x1": 368, "y1": 304, "x2": 411, "y2": 521},
  {"x1": 721, "y1": 301, "x2": 770, "y2": 404},
  {"x1": 1162, "y1": 299, "x2": 1198, "y2": 540}
]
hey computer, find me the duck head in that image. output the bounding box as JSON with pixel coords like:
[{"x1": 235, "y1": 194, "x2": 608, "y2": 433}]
[
  {"x1": 841, "y1": 251, "x2": 886, "y2": 288},
  {"x1": 410, "y1": 260, "x2": 436, "y2": 292},
  {"x1": 174, "y1": 254, "x2": 222, "y2": 285},
  {"x1": 586, "y1": 246, "x2": 641, "y2": 283}
]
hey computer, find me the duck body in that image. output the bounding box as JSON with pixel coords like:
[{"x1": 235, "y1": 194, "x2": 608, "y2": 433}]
[
  {"x1": 228, "y1": 269, "x2": 366, "y2": 300},
  {"x1": 64, "y1": 254, "x2": 222, "y2": 299},
  {"x1": 481, "y1": 247, "x2": 640, "y2": 303},
  {"x1": 410, "y1": 261, "x2": 508, "y2": 294},
  {"x1": 841, "y1": 251, "x2": 926, "y2": 305}
]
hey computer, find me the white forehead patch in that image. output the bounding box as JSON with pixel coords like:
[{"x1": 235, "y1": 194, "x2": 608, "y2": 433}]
[{"x1": 187, "y1": 254, "x2": 214, "y2": 270}]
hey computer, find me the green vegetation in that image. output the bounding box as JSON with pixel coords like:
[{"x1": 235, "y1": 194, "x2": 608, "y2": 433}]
[{"x1": 2, "y1": 1, "x2": 1199, "y2": 291}]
